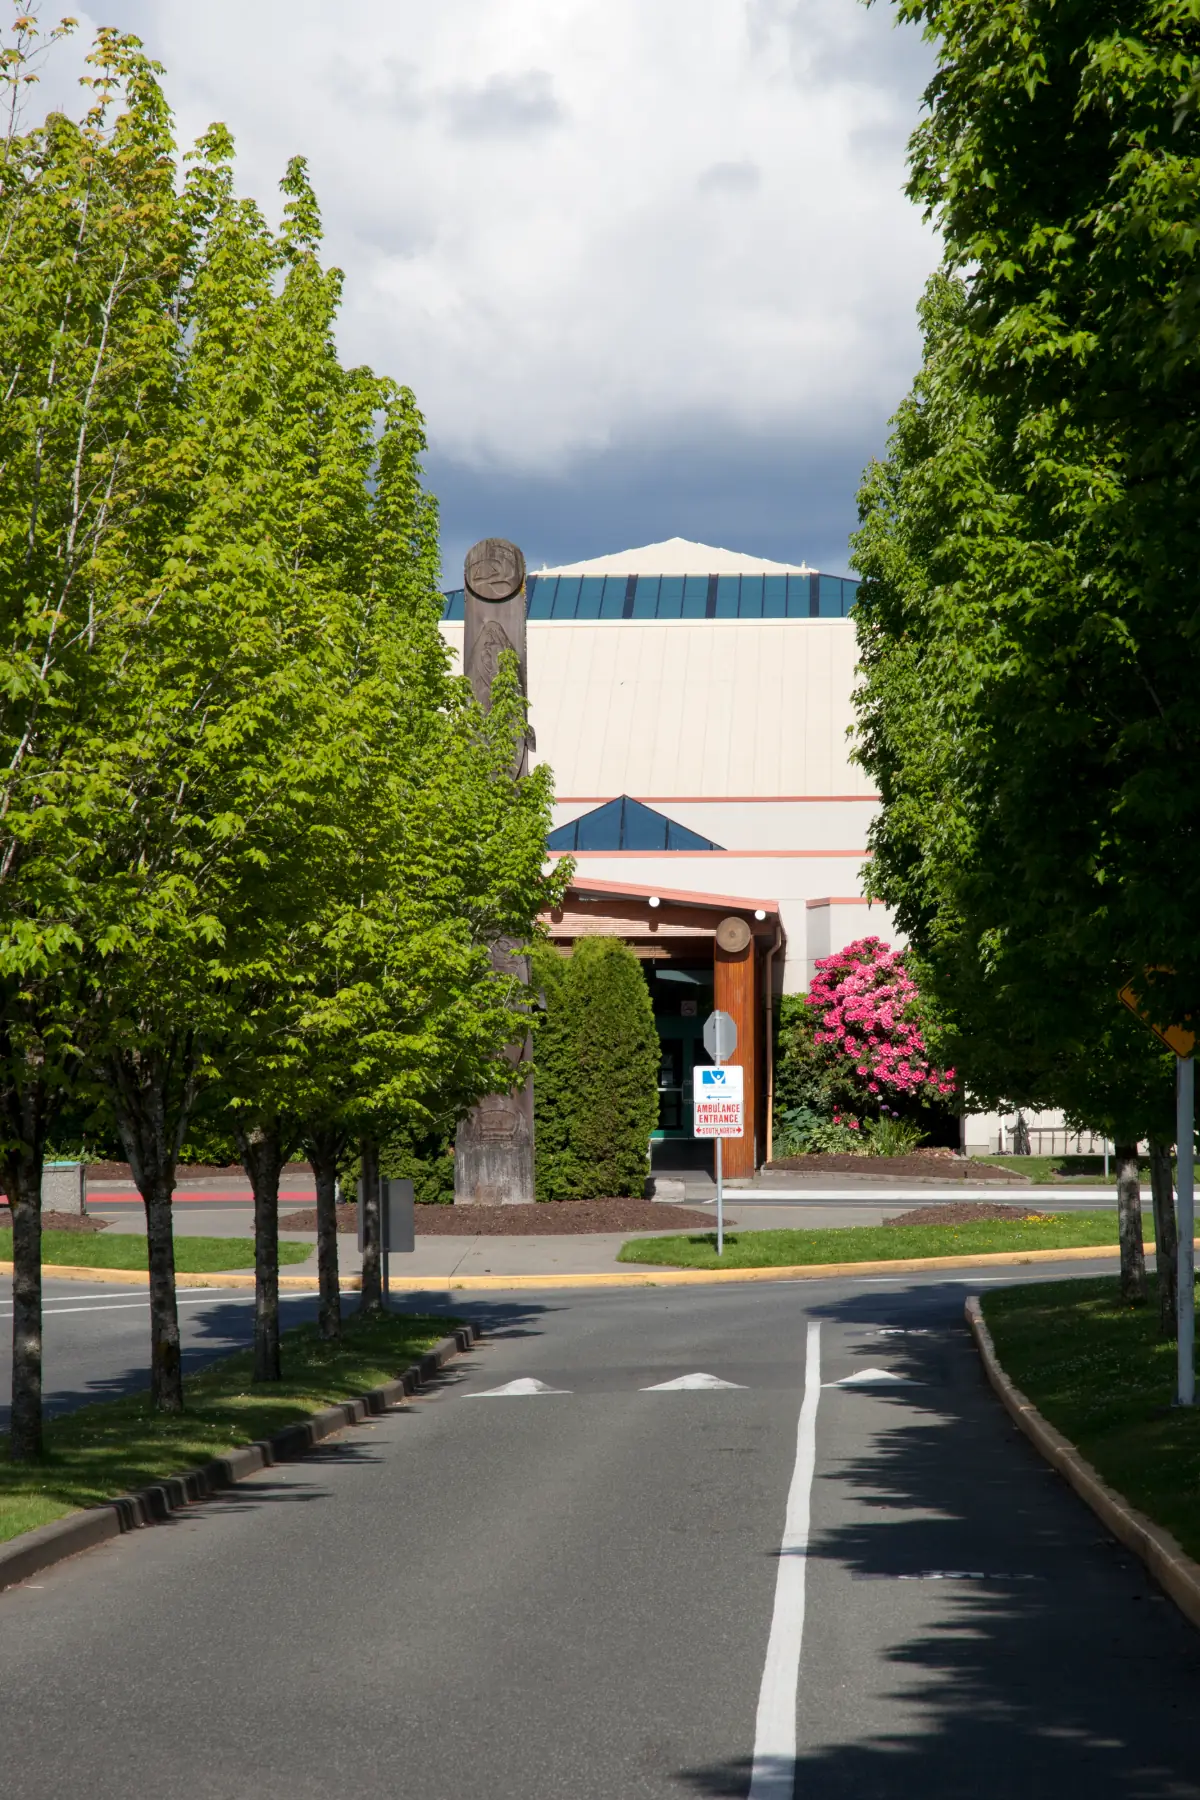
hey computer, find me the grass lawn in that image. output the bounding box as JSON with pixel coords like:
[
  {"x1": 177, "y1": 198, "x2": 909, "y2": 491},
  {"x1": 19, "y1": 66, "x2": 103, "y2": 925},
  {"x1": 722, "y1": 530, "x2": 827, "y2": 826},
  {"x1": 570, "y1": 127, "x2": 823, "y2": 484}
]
[
  {"x1": 617, "y1": 1212, "x2": 1119, "y2": 1269},
  {"x1": 0, "y1": 1310, "x2": 457, "y2": 1545},
  {"x1": 982, "y1": 1277, "x2": 1200, "y2": 1562},
  {"x1": 976, "y1": 1154, "x2": 1156, "y2": 1185},
  {"x1": 0, "y1": 1231, "x2": 312, "y2": 1273}
]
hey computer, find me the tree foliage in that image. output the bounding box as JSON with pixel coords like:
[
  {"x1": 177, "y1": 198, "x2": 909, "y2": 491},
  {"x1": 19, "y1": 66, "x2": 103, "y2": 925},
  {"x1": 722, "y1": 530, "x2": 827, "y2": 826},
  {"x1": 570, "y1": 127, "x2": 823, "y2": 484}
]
[{"x1": 0, "y1": 10, "x2": 558, "y2": 1441}]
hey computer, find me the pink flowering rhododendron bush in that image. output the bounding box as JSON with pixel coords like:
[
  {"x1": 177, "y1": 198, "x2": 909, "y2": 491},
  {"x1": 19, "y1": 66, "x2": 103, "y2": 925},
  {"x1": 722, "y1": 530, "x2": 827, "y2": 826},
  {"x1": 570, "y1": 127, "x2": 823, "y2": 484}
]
[
  {"x1": 773, "y1": 938, "x2": 956, "y2": 1154},
  {"x1": 806, "y1": 938, "x2": 956, "y2": 1107}
]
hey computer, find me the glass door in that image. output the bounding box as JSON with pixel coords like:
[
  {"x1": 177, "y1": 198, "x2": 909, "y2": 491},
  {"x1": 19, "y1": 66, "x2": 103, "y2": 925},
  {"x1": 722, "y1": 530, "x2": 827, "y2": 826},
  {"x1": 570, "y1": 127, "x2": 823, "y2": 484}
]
[{"x1": 647, "y1": 964, "x2": 714, "y2": 1140}]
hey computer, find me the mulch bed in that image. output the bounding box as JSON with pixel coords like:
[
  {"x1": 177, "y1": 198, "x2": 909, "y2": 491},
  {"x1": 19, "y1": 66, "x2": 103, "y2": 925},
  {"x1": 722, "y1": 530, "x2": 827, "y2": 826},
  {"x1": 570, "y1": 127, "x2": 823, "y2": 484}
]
[
  {"x1": 764, "y1": 1152, "x2": 1026, "y2": 1182},
  {"x1": 0, "y1": 1207, "x2": 110, "y2": 1232},
  {"x1": 280, "y1": 1199, "x2": 719, "y2": 1236},
  {"x1": 886, "y1": 1202, "x2": 1049, "y2": 1227}
]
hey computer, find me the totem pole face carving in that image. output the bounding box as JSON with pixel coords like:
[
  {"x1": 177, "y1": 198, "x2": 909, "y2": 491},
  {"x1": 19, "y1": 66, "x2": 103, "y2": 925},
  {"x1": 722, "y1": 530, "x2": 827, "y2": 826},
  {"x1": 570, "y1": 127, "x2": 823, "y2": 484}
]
[
  {"x1": 469, "y1": 618, "x2": 513, "y2": 711},
  {"x1": 465, "y1": 538, "x2": 526, "y2": 603}
]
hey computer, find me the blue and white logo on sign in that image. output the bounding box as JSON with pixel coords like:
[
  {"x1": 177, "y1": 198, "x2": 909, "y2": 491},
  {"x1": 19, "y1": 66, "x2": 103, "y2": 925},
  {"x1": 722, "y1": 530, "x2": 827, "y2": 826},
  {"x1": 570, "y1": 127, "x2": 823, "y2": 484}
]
[{"x1": 698, "y1": 1067, "x2": 730, "y2": 1090}]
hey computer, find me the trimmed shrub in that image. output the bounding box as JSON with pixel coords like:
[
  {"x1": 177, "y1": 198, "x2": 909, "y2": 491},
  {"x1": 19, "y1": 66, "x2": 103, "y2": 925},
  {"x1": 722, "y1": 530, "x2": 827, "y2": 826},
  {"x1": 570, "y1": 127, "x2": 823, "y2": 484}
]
[{"x1": 532, "y1": 937, "x2": 660, "y2": 1200}]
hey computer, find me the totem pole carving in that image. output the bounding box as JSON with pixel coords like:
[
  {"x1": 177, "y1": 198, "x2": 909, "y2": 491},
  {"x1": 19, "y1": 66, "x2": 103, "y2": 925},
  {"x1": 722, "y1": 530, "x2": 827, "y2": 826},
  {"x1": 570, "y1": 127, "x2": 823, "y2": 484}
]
[{"x1": 454, "y1": 538, "x2": 536, "y2": 1205}]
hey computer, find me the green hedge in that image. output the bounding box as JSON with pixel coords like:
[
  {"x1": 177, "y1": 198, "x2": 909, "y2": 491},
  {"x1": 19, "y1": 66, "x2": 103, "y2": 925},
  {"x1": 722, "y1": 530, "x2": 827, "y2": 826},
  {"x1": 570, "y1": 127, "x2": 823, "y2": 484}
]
[{"x1": 531, "y1": 937, "x2": 659, "y2": 1200}]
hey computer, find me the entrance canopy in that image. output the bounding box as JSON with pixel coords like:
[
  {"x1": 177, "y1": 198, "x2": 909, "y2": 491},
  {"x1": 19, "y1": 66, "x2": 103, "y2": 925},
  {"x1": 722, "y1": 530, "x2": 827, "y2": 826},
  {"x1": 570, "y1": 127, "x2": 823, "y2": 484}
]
[{"x1": 540, "y1": 878, "x2": 784, "y2": 1175}]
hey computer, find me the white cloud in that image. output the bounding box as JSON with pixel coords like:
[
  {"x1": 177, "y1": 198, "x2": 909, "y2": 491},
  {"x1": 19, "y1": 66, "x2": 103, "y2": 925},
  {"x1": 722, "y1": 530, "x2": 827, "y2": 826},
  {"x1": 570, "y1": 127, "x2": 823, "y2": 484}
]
[{"x1": 62, "y1": 1, "x2": 937, "y2": 478}]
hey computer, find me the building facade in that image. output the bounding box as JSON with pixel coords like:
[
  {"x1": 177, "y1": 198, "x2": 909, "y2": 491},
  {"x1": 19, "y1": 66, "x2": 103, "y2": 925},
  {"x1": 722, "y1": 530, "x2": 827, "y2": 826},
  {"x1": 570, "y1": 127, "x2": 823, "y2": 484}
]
[{"x1": 441, "y1": 536, "x2": 909, "y2": 1174}]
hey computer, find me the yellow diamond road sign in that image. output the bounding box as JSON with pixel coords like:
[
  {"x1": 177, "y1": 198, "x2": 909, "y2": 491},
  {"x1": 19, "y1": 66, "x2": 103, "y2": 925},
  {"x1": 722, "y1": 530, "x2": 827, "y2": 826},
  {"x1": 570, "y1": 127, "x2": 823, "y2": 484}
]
[{"x1": 1118, "y1": 982, "x2": 1196, "y2": 1059}]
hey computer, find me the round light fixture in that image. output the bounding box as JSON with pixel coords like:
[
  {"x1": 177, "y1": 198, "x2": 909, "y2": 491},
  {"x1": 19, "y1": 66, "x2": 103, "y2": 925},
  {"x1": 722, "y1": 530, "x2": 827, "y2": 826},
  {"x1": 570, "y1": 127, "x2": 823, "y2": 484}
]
[
  {"x1": 754, "y1": 908, "x2": 767, "y2": 921},
  {"x1": 648, "y1": 895, "x2": 661, "y2": 908}
]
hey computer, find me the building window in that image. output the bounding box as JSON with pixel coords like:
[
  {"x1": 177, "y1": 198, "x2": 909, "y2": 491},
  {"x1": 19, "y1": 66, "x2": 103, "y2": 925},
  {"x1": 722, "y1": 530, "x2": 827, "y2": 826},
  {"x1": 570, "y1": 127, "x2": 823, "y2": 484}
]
[
  {"x1": 547, "y1": 795, "x2": 723, "y2": 852},
  {"x1": 441, "y1": 571, "x2": 858, "y2": 622}
]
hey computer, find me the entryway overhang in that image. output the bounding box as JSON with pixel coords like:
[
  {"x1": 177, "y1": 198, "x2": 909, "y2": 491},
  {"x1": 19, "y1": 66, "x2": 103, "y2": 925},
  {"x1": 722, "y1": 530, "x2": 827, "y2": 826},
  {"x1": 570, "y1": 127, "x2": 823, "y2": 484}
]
[{"x1": 541, "y1": 879, "x2": 784, "y2": 1175}]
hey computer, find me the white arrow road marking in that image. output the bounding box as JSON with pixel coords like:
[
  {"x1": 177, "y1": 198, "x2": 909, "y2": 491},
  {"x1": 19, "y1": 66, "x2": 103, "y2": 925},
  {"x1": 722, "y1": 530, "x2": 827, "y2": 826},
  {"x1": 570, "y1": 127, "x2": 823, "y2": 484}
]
[
  {"x1": 748, "y1": 1318, "x2": 821, "y2": 1800},
  {"x1": 826, "y1": 1367, "x2": 911, "y2": 1387},
  {"x1": 640, "y1": 1372, "x2": 746, "y2": 1391},
  {"x1": 466, "y1": 1377, "x2": 571, "y2": 1397}
]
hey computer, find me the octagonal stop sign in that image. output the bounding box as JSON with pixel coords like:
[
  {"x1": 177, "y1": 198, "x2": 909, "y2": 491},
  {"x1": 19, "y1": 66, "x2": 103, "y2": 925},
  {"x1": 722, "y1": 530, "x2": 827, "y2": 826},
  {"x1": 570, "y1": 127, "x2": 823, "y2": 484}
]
[{"x1": 703, "y1": 1009, "x2": 737, "y2": 1064}]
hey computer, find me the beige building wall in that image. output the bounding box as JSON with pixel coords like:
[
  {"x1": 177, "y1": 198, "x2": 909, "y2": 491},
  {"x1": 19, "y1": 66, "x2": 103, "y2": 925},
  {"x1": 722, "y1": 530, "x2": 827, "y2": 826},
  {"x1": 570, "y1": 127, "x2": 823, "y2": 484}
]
[{"x1": 440, "y1": 614, "x2": 895, "y2": 991}]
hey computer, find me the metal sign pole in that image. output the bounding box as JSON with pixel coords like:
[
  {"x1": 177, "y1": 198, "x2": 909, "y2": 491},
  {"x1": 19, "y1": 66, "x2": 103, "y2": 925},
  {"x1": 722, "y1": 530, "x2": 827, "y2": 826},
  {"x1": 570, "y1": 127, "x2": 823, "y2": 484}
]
[
  {"x1": 1178, "y1": 1055, "x2": 1194, "y2": 1406},
  {"x1": 716, "y1": 1125, "x2": 724, "y2": 1258}
]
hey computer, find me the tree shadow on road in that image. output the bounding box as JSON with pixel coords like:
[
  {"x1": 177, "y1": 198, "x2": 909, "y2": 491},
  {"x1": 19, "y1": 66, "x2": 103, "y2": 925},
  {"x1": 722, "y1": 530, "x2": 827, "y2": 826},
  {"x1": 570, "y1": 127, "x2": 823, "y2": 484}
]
[{"x1": 678, "y1": 1281, "x2": 1200, "y2": 1800}]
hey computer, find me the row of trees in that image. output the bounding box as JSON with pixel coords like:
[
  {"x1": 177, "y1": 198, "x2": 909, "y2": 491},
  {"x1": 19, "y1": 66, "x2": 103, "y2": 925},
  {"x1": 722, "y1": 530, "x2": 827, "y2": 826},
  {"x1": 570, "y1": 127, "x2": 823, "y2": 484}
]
[
  {"x1": 853, "y1": 0, "x2": 1200, "y2": 1326},
  {"x1": 0, "y1": 17, "x2": 558, "y2": 1457}
]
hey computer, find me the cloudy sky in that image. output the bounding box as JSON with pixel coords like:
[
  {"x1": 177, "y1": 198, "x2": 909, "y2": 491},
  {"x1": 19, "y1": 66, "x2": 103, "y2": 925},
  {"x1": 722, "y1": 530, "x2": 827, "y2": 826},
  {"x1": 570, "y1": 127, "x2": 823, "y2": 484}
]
[{"x1": 55, "y1": 2, "x2": 938, "y2": 579}]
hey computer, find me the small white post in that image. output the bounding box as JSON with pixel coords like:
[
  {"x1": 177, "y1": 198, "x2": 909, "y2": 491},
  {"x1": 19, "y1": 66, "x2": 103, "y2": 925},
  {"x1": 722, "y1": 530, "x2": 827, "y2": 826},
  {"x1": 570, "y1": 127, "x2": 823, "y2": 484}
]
[
  {"x1": 1177, "y1": 1055, "x2": 1194, "y2": 1407},
  {"x1": 1104, "y1": 1139, "x2": 1110, "y2": 1179},
  {"x1": 716, "y1": 1125, "x2": 725, "y2": 1257}
]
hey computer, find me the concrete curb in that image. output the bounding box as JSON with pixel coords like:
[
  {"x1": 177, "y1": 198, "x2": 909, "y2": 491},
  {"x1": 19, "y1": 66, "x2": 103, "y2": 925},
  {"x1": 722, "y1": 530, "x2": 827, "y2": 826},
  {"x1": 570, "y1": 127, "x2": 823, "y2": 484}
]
[
  {"x1": 965, "y1": 1296, "x2": 1200, "y2": 1633},
  {"x1": 0, "y1": 1323, "x2": 479, "y2": 1598},
  {"x1": 9, "y1": 1236, "x2": 1194, "y2": 1294}
]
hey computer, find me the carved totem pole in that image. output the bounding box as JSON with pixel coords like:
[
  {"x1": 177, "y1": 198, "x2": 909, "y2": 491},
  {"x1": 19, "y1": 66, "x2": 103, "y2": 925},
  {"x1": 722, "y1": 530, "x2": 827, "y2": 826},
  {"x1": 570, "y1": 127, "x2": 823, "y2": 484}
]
[{"x1": 454, "y1": 538, "x2": 536, "y2": 1205}]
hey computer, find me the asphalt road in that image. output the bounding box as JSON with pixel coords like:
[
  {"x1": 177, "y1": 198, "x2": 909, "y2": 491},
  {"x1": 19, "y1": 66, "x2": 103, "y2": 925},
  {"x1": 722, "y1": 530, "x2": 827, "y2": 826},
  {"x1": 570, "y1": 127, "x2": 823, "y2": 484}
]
[{"x1": 1, "y1": 1269, "x2": 1199, "y2": 1798}]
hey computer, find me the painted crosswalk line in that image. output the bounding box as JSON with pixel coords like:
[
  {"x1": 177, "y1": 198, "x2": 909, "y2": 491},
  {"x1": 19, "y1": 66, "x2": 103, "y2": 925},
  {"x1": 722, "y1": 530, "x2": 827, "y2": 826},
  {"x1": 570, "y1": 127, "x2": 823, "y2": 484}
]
[
  {"x1": 639, "y1": 1372, "x2": 746, "y2": 1391},
  {"x1": 466, "y1": 1378, "x2": 571, "y2": 1397}
]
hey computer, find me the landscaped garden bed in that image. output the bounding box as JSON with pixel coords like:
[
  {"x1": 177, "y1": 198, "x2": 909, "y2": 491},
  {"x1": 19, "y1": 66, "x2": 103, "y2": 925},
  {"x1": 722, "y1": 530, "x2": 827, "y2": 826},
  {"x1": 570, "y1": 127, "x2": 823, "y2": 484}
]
[{"x1": 279, "y1": 1199, "x2": 718, "y2": 1235}]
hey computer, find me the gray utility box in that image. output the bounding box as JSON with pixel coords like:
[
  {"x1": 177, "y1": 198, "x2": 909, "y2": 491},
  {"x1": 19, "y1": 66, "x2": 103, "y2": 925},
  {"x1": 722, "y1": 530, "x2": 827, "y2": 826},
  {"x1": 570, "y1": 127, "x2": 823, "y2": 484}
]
[
  {"x1": 43, "y1": 1160, "x2": 86, "y2": 1214},
  {"x1": 356, "y1": 1178, "x2": 415, "y2": 1254}
]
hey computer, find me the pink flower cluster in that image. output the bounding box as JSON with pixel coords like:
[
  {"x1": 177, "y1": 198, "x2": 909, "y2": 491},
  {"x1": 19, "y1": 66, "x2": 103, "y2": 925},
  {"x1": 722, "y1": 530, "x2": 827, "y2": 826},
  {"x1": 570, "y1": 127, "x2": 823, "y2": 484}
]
[{"x1": 806, "y1": 937, "x2": 956, "y2": 1103}]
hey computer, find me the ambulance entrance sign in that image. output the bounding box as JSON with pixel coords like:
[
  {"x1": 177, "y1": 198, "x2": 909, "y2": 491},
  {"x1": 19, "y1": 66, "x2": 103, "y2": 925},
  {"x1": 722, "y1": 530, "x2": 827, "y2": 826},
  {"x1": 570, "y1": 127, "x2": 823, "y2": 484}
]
[{"x1": 693, "y1": 1065, "x2": 744, "y2": 1139}]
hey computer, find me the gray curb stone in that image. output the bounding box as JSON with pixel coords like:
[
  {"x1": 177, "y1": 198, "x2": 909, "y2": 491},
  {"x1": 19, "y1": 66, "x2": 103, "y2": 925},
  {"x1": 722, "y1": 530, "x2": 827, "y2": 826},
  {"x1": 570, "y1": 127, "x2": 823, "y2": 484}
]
[
  {"x1": 966, "y1": 1295, "x2": 1200, "y2": 1632},
  {"x1": 0, "y1": 1321, "x2": 479, "y2": 1596}
]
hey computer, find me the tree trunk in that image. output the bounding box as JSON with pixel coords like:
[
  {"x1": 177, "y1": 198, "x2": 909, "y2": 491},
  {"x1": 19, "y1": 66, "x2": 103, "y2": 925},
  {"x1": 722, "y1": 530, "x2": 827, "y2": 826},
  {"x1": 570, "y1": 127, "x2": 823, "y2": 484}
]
[
  {"x1": 306, "y1": 1125, "x2": 342, "y2": 1343},
  {"x1": 143, "y1": 1171, "x2": 183, "y2": 1410},
  {"x1": 104, "y1": 1036, "x2": 197, "y2": 1413},
  {"x1": 359, "y1": 1134, "x2": 383, "y2": 1315},
  {"x1": 1116, "y1": 1142, "x2": 1147, "y2": 1305},
  {"x1": 5, "y1": 1143, "x2": 45, "y2": 1460},
  {"x1": 1150, "y1": 1139, "x2": 1178, "y2": 1340},
  {"x1": 236, "y1": 1117, "x2": 286, "y2": 1383}
]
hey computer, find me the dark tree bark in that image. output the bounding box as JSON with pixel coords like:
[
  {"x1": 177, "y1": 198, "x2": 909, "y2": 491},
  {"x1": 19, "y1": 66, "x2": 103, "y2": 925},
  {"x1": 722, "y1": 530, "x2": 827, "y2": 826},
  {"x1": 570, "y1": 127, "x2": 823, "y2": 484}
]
[
  {"x1": 1116, "y1": 1142, "x2": 1147, "y2": 1305},
  {"x1": 359, "y1": 1133, "x2": 383, "y2": 1315},
  {"x1": 0, "y1": 1065, "x2": 48, "y2": 1461},
  {"x1": 1150, "y1": 1140, "x2": 1178, "y2": 1339},
  {"x1": 0, "y1": 988, "x2": 80, "y2": 1458},
  {"x1": 105, "y1": 1033, "x2": 199, "y2": 1413},
  {"x1": 305, "y1": 1123, "x2": 343, "y2": 1342},
  {"x1": 235, "y1": 1115, "x2": 287, "y2": 1383}
]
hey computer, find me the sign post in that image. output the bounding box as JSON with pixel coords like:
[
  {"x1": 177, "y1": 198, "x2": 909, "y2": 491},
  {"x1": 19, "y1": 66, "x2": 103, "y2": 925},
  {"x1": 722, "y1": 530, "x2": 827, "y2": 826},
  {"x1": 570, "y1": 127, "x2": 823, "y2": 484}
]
[
  {"x1": 358, "y1": 1177, "x2": 415, "y2": 1305},
  {"x1": 697, "y1": 1011, "x2": 742, "y2": 1255},
  {"x1": 1118, "y1": 980, "x2": 1196, "y2": 1405}
]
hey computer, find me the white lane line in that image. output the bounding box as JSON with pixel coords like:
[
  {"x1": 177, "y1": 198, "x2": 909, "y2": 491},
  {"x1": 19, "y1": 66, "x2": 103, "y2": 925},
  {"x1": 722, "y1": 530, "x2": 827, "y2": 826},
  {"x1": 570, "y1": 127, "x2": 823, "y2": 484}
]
[{"x1": 748, "y1": 1317, "x2": 821, "y2": 1800}]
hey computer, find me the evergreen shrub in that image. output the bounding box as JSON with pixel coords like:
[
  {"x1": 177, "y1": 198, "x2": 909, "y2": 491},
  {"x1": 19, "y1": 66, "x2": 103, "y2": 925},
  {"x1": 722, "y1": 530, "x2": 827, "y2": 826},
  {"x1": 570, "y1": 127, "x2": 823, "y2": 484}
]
[{"x1": 531, "y1": 937, "x2": 659, "y2": 1200}]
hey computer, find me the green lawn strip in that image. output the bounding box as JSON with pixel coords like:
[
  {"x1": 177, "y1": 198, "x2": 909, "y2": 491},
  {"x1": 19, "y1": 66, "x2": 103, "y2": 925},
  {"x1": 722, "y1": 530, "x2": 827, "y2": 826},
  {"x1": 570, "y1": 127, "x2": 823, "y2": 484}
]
[
  {"x1": 0, "y1": 1311, "x2": 457, "y2": 1545},
  {"x1": 981, "y1": 1278, "x2": 1200, "y2": 1563},
  {"x1": 0, "y1": 1231, "x2": 311, "y2": 1272},
  {"x1": 617, "y1": 1212, "x2": 1119, "y2": 1269},
  {"x1": 976, "y1": 1154, "x2": 1162, "y2": 1185}
]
